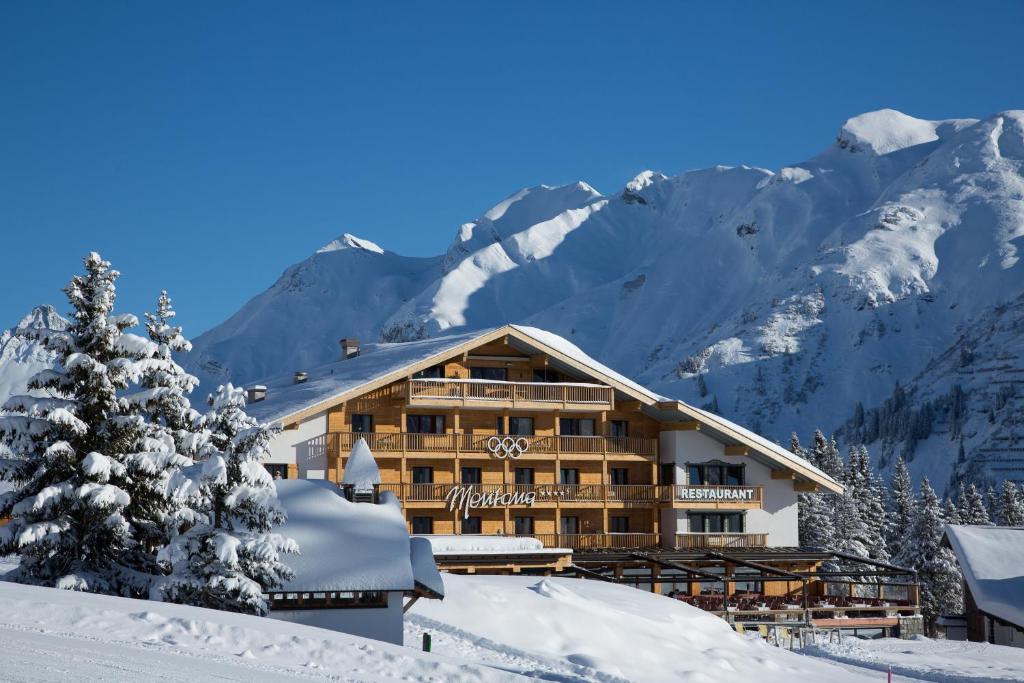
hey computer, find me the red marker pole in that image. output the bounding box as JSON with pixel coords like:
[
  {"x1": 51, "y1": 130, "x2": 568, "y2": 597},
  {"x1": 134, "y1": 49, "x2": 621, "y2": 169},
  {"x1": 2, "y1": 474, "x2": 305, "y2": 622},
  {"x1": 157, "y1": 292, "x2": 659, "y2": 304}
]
[{"x1": 888, "y1": 664, "x2": 892, "y2": 683}]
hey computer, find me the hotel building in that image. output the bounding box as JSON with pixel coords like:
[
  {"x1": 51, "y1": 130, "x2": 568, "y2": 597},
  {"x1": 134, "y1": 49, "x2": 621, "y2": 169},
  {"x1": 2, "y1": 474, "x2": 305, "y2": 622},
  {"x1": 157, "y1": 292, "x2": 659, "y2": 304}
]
[{"x1": 248, "y1": 325, "x2": 921, "y2": 632}]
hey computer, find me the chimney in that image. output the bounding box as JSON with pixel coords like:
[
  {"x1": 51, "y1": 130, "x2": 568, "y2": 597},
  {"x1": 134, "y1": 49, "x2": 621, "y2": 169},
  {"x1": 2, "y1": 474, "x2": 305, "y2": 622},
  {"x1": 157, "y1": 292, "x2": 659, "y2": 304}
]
[
  {"x1": 339, "y1": 338, "x2": 360, "y2": 359},
  {"x1": 247, "y1": 385, "x2": 267, "y2": 403},
  {"x1": 293, "y1": 371, "x2": 308, "y2": 384}
]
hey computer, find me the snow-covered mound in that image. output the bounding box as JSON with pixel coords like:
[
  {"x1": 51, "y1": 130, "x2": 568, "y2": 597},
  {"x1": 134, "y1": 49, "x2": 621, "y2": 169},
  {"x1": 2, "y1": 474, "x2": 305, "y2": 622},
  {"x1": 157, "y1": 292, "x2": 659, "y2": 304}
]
[
  {"x1": 806, "y1": 635, "x2": 1024, "y2": 682},
  {"x1": 407, "y1": 573, "x2": 882, "y2": 683},
  {"x1": 0, "y1": 305, "x2": 67, "y2": 409},
  {"x1": 178, "y1": 108, "x2": 1024, "y2": 489},
  {"x1": 0, "y1": 581, "x2": 520, "y2": 682}
]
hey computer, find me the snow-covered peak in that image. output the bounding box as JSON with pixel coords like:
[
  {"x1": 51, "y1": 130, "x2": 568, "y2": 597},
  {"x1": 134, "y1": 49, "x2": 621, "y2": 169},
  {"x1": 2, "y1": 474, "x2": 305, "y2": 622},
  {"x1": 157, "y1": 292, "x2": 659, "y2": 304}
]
[
  {"x1": 316, "y1": 233, "x2": 385, "y2": 255},
  {"x1": 624, "y1": 170, "x2": 668, "y2": 194},
  {"x1": 16, "y1": 305, "x2": 67, "y2": 333},
  {"x1": 478, "y1": 182, "x2": 602, "y2": 226},
  {"x1": 836, "y1": 109, "x2": 978, "y2": 155}
]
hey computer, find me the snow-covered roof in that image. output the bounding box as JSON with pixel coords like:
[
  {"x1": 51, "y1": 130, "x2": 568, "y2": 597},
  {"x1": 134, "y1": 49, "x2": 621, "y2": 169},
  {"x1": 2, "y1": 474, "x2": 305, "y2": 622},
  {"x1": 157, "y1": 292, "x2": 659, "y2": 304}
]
[
  {"x1": 944, "y1": 524, "x2": 1024, "y2": 628},
  {"x1": 246, "y1": 329, "x2": 495, "y2": 423},
  {"x1": 273, "y1": 479, "x2": 416, "y2": 593},
  {"x1": 340, "y1": 438, "x2": 381, "y2": 492},
  {"x1": 416, "y1": 535, "x2": 571, "y2": 556},
  {"x1": 409, "y1": 537, "x2": 445, "y2": 599}
]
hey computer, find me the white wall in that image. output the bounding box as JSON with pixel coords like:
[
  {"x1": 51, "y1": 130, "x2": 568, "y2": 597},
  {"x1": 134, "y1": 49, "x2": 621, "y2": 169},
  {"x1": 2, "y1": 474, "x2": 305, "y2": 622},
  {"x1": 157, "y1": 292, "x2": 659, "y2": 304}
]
[
  {"x1": 659, "y1": 430, "x2": 800, "y2": 547},
  {"x1": 265, "y1": 411, "x2": 328, "y2": 478},
  {"x1": 269, "y1": 592, "x2": 405, "y2": 645}
]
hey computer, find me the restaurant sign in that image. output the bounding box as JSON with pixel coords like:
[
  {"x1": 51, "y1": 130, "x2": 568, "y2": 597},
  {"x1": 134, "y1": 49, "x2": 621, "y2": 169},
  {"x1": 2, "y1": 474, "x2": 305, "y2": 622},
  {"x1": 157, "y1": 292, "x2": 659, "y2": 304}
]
[
  {"x1": 446, "y1": 485, "x2": 537, "y2": 519},
  {"x1": 675, "y1": 486, "x2": 755, "y2": 502}
]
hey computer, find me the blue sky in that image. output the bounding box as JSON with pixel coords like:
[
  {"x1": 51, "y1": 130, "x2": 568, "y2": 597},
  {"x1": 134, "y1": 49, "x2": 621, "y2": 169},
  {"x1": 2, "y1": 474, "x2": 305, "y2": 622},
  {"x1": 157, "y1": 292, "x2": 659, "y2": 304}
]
[{"x1": 2, "y1": 1, "x2": 1022, "y2": 336}]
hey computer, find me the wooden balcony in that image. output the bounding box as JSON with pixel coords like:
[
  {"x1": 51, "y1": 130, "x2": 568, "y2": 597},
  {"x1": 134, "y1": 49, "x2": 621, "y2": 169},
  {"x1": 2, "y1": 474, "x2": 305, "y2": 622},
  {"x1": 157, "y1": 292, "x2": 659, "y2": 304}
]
[
  {"x1": 332, "y1": 432, "x2": 657, "y2": 458},
  {"x1": 521, "y1": 533, "x2": 660, "y2": 551},
  {"x1": 674, "y1": 533, "x2": 768, "y2": 549},
  {"x1": 662, "y1": 485, "x2": 763, "y2": 510},
  {"x1": 405, "y1": 378, "x2": 614, "y2": 411},
  {"x1": 380, "y1": 483, "x2": 661, "y2": 504}
]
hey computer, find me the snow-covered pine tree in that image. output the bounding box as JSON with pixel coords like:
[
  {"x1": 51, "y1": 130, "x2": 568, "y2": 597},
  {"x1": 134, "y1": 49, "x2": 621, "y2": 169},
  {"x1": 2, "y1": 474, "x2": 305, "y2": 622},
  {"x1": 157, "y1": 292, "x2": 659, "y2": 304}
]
[
  {"x1": 793, "y1": 433, "x2": 833, "y2": 550},
  {"x1": 959, "y1": 483, "x2": 992, "y2": 525},
  {"x1": 887, "y1": 455, "x2": 914, "y2": 557},
  {"x1": 994, "y1": 480, "x2": 1024, "y2": 526},
  {"x1": 154, "y1": 383, "x2": 296, "y2": 615},
  {"x1": 817, "y1": 434, "x2": 845, "y2": 482},
  {"x1": 985, "y1": 485, "x2": 999, "y2": 523},
  {"x1": 0, "y1": 253, "x2": 164, "y2": 594},
  {"x1": 943, "y1": 498, "x2": 961, "y2": 525},
  {"x1": 894, "y1": 477, "x2": 963, "y2": 633},
  {"x1": 137, "y1": 291, "x2": 207, "y2": 457},
  {"x1": 117, "y1": 291, "x2": 204, "y2": 571},
  {"x1": 853, "y1": 444, "x2": 889, "y2": 562}
]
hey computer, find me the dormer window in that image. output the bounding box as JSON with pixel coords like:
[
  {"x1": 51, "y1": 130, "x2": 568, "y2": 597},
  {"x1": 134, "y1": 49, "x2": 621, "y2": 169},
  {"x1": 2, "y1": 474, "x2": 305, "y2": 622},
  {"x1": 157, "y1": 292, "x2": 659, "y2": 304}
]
[{"x1": 687, "y1": 461, "x2": 744, "y2": 486}]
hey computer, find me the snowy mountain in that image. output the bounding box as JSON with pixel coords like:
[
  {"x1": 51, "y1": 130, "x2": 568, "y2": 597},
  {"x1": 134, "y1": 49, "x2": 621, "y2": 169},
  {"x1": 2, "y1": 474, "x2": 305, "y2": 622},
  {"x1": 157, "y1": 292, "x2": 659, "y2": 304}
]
[
  {"x1": 837, "y1": 292, "x2": 1024, "y2": 496},
  {"x1": 0, "y1": 305, "x2": 67, "y2": 409},
  {"x1": 182, "y1": 109, "x2": 1024, "y2": 489}
]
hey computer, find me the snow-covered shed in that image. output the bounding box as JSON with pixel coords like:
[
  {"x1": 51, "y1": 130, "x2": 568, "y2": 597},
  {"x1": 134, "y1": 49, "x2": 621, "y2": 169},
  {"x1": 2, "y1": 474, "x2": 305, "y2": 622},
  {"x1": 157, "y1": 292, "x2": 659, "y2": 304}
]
[
  {"x1": 269, "y1": 478, "x2": 443, "y2": 645},
  {"x1": 943, "y1": 524, "x2": 1024, "y2": 648}
]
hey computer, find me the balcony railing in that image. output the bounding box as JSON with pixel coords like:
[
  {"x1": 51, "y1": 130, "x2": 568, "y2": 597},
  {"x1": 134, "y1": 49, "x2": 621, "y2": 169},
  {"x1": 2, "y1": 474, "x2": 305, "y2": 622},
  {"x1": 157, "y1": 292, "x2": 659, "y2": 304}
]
[
  {"x1": 406, "y1": 379, "x2": 614, "y2": 409},
  {"x1": 332, "y1": 432, "x2": 657, "y2": 457},
  {"x1": 380, "y1": 483, "x2": 662, "y2": 503},
  {"x1": 674, "y1": 533, "x2": 768, "y2": 549},
  {"x1": 662, "y1": 485, "x2": 763, "y2": 507},
  {"x1": 520, "y1": 533, "x2": 660, "y2": 551}
]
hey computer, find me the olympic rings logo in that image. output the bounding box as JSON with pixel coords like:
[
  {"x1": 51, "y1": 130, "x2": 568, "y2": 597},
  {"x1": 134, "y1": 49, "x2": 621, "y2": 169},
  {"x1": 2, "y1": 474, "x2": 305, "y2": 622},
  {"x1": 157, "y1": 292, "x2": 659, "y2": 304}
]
[{"x1": 486, "y1": 436, "x2": 530, "y2": 459}]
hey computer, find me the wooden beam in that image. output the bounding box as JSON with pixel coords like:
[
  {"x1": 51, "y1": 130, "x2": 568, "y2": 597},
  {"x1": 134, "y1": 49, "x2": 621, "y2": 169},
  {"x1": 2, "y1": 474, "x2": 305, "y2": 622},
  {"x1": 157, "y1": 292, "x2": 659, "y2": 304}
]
[
  {"x1": 794, "y1": 482, "x2": 819, "y2": 492},
  {"x1": 771, "y1": 470, "x2": 795, "y2": 480},
  {"x1": 724, "y1": 445, "x2": 748, "y2": 456},
  {"x1": 618, "y1": 400, "x2": 643, "y2": 412},
  {"x1": 662, "y1": 421, "x2": 701, "y2": 431},
  {"x1": 283, "y1": 422, "x2": 300, "y2": 431}
]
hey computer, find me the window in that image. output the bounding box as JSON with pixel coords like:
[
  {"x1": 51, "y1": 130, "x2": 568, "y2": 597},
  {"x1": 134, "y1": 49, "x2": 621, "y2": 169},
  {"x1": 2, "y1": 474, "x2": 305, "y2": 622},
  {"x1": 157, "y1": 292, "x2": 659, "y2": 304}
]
[
  {"x1": 508, "y1": 416, "x2": 534, "y2": 435},
  {"x1": 495, "y1": 416, "x2": 505, "y2": 435},
  {"x1": 413, "y1": 365, "x2": 444, "y2": 379},
  {"x1": 407, "y1": 414, "x2": 445, "y2": 434},
  {"x1": 514, "y1": 516, "x2": 534, "y2": 535},
  {"x1": 412, "y1": 516, "x2": 434, "y2": 534},
  {"x1": 560, "y1": 418, "x2": 595, "y2": 436},
  {"x1": 462, "y1": 516, "x2": 482, "y2": 534},
  {"x1": 351, "y1": 414, "x2": 373, "y2": 433},
  {"x1": 470, "y1": 366, "x2": 507, "y2": 381},
  {"x1": 687, "y1": 462, "x2": 744, "y2": 486},
  {"x1": 560, "y1": 468, "x2": 579, "y2": 485},
  {"x1": 532, "y1": 368, "x2": 565, "y2": 383},
  {"x1": 265, "y1": 464, "x2": 289, "y2": 480},
  {"x1": 688, "y1": 512, "x2": 744, "y2": 533},
  {"x1": 610, "y1": 516, "x2": 629, "y2": 533},
  {"x1": 412, "y1": 467, "x2": 434, "y2": 484},
  {"x1": 460, "y1": 466, "x2": 482, "y2": 484},
  {"x1": 514, "y1": 467, "x2": 535, "y2": 485},
  {"x1": 610, "y1": 468, "x2": 629, "y2": 485},
  {"x1": 609, "y1": 420, "x2": 629, "y2": 437},
  {"x1": 560, "y1": 516, "x2": 579, "y2": 535},
  {"x1": 660, "y1": 463, "x2": 675, "y2": 485}
]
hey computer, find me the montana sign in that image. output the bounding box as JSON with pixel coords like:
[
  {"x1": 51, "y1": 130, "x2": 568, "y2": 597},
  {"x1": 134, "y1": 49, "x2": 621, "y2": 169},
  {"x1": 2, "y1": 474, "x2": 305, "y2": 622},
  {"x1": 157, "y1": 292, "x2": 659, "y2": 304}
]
[{"x1": 445, "y1": 485, "x2": 537, "y2": 519}]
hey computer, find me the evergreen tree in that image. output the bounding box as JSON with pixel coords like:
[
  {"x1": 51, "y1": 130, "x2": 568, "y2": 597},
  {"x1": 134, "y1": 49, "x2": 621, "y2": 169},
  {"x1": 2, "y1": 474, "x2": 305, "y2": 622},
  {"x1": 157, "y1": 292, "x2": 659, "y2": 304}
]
[
  {"x1": 994, "y1": 480, "x2": 1024, "y2": 526},
  {"x1": 887, "y1": 455, "x2": 915, "y2": 557},
  {"x1": 794, "y1": 432, "x2": 834, "y2": 550},
  {"x1": 154, "y1": 384, "x2": 296, "y2": 615},
  {"x1": 959, "y1": 483, "x2": 992, "y2": 525},
  {"x1": 985, "y1": 485, "x2": 999, "y2": 522},
  {"x1": 852, "y1": 445, "x2": 889, "y2": 561},
  {"x1": 943, "y1": 498, "x2": 961, "y2": 525},
  {"x1": 0, "y1": 253, "x2": 163, "y2": 594},
  {"x1": 894, "y1": 477, "x2": 963, "y2": 632}
]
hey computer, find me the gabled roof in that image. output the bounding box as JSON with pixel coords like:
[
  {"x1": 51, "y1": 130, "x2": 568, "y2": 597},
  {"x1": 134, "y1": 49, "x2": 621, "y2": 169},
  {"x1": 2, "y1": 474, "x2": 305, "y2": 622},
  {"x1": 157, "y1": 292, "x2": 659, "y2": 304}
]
[
  {"x1": 249, "y1": 325, "x2": 841, "y2": 492},
  {"x1": 944, "y1": 524, "x2": 1024, "y2": 628}
]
